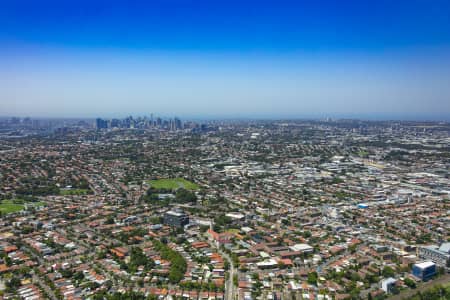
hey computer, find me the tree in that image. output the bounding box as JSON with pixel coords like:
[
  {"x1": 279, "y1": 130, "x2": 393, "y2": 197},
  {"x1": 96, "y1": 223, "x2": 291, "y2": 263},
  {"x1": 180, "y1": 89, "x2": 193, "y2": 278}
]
[
  {"x1": 233, "y1": 274, "x2": 238, "y2": 286},
  {"x1": 60, "y1": 268, "x2": 73, "y2": 278},
  {"x1": 175, "y1": 188, "x2": 197, "y2": 203},
  {"x1": 404, "y1": 277, "x2": 416, "y2": 288},
  {"x1": 73, "y1": 271, "x2": 84, "y2": 281},
  {"x1": 307, "y1": 272, "x2": 318, "y2": 285},
  {"x1": 128, "y1": 247, "x2": 154, "y2": 273},
  {"x1": 6, "y1": 276, "x2": 21, "y2": 293},
  {"x1": 153, "y1": 240, "x2": 187, "y2": 283},
  {"x1": 105, "y1": 216, "x2": 115, "y2": 224},
  {"x1": 382, "y1": 266, "x2": 395, "y2": 278},
  {"x1": 302, "y1": 231, "x2": 312, "y2": 238},
  {"x1": 391, "y1": 285, "x2": 400, "y2": 295},
  {"x1": 214, "y1": 215, "x2": 232, "y2": 229},
  {"x1": 281, "y1": 218, "x2": 290, "y2": 226},
  {"x1": 224, "y1": 260, "x2": 230, "y2": 270}
]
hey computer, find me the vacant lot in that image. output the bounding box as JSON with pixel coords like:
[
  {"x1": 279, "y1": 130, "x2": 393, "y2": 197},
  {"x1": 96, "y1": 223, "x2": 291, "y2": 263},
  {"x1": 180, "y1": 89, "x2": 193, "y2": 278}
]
[{"x1": 147, "y1": 178, "x2": 199, "y2": 190}]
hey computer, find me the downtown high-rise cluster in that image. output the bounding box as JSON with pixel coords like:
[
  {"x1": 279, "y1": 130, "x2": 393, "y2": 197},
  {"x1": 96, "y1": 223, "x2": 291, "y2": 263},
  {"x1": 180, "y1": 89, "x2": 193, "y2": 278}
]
[{"x1": 95, "y1": 115, "x2": 183, "y2": 131}]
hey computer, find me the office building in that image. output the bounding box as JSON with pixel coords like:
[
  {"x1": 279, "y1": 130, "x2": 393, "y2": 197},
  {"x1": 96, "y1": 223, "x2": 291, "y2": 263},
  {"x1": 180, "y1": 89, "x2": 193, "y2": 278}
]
[
  {"x1": 418, "y1": 243, "x2": 450, "y2": 267},
  {"x1": 381, "y1": 278, "x2": 397, "y2": 293},
  {"x1": 164, "y1": 209, "x2": 189, "y2": 228},
  {"x1": 95, "y1": 118, "x2": 108, "y2": 130},
  {"x1": 412, "y1": 261, "x2": 436, "y2": 281}
]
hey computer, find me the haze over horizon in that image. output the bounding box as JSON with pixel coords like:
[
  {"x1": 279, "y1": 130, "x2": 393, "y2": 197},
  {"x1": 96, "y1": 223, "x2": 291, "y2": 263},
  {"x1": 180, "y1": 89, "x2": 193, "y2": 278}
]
[{"x1": 1, "y1": 0, "x2": 450, "y2": 120}]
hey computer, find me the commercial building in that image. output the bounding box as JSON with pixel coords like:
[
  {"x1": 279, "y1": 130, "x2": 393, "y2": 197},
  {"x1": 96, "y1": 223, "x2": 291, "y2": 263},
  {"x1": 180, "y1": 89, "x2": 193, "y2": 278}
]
[
  {"x1": 381, "y1": 278, "x2": 397, "y2": 293},
  {"x1": 289, "y1": 243, "x2": 314, "y2": 253},
  {"x1": 163, "y1": 209, "x2": 189, "y2": 228},
  {"x1": 418, "y1": 243, "x2": 450, "y2": 267},
  {"x1": 95, "y1": 118, "x2": 108, "y2": 130},
  {"x1": 412, "y1": 261, "x2": 436, "y2": 281}
]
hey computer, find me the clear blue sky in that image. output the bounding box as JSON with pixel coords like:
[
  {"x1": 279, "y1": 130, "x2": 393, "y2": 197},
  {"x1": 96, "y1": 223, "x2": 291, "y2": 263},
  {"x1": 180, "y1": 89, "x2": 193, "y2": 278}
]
[{"x1": 1, "y1": 0, "x2": 450, "y2": 119}]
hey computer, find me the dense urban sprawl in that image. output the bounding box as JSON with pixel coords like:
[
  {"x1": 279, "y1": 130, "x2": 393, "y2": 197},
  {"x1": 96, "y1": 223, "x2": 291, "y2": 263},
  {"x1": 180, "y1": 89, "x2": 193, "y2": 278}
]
[{"x1": 0, "y1": 117, "x2": 449, "y2": 300}]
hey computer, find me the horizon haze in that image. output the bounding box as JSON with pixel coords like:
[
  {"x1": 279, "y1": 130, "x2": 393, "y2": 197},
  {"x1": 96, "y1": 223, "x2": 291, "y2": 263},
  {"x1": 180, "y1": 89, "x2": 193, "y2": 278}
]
[{"x1": 1, "y1": 0, "x2": 450, "y2": 120}]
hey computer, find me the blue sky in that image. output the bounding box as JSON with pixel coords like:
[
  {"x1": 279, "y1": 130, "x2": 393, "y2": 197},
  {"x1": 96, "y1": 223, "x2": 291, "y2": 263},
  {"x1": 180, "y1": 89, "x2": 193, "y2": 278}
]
[{"x1": 1, "y1": 0, "x2": 450, "y2": 119}]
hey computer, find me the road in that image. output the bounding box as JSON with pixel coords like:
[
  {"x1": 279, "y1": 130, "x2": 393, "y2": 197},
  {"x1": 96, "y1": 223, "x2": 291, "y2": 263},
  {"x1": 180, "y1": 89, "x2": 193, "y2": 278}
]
[
  {"x1": 220, "y1": 249, "x2": 236, "y2": 300},
  {"x1": 204, "y1": 235, "x2": 236, "y2": 300},
  {"x1": 32, "y1": 272, "x2": 58, "y2": 300}
]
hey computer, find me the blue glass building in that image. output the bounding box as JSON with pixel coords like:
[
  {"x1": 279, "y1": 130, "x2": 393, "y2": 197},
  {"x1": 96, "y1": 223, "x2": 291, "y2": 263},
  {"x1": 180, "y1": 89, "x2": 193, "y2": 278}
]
[{"x1": 412, "y1": 261, "x2": 436, "y2": 281}]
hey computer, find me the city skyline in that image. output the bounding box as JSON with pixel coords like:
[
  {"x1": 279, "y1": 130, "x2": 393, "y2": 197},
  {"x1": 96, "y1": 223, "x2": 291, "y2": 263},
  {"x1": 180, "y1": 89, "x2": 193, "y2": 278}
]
[
  {"x1": 1, "y1": 1, "x2": 450, "y2": 120},
  {"x1": 1, "y1": 3, "x2": 449, "y2": 298}
]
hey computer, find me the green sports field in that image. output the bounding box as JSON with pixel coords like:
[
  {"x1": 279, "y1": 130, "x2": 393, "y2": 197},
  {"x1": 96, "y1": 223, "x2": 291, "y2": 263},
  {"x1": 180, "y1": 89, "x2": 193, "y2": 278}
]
[
  {"x1": 0, "y1": 200, "x2": 46, "y2": 215},
  {"x1": 0, "y1": 200, "x2": 24, "y2": 214},
  {"x1": 147, "y1": 178, "x2": 199, "y2": 190}
]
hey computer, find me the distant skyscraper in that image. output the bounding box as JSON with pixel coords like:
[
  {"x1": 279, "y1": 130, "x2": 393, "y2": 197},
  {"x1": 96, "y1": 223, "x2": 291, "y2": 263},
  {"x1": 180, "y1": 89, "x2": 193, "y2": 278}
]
[
  {"x1": 174, "y1": 117, "x2": 182, "y2": 130},
  {"x1": 95, "y1": 118, "x2": 108, "y2": 130},
  {"x1": 94, "y1": 115, "x2": 183, "y2": 131},
  {"x1": 110, "y1": 119, "x2": 120, "y2": 128}
]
